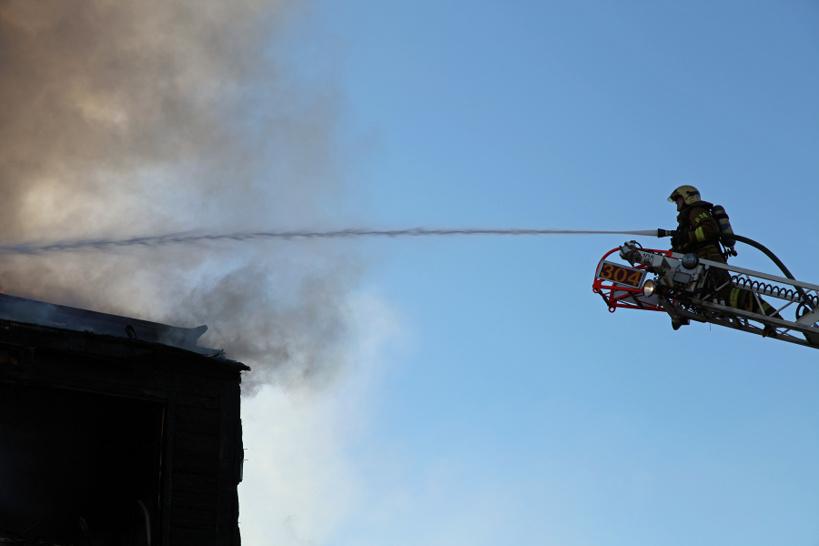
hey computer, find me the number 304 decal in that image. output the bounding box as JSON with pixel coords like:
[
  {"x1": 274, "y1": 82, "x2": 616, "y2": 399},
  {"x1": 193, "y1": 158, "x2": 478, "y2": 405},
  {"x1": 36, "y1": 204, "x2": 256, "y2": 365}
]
[{"x1": 599, "y1": 262, "x2": 644, "y2": 287}]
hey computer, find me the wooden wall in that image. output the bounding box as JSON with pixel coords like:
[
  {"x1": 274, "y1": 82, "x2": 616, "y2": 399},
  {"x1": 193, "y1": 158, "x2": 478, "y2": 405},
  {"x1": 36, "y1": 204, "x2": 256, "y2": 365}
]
[{"x1": 0, "y1": 320, "x2": 247, "y2": 546}]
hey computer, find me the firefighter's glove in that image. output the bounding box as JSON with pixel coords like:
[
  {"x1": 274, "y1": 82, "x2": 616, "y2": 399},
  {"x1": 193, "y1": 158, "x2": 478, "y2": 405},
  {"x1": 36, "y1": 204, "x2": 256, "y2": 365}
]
[{"x1": 670, "y1": 230, "x2": 688, "y2": 249}]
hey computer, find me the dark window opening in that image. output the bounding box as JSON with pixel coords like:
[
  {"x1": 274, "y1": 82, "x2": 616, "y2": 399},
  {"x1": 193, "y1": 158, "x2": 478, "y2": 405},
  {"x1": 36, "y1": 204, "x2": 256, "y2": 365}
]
[{"x1": 0, "y1": 383, "x2": 164, "y2": 546}]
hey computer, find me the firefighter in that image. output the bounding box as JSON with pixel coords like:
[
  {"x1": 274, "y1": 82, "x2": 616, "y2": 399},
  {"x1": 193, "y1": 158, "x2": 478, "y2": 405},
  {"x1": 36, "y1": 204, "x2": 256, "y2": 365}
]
[
  {"x1": 668, "y1": 185, "x2": 779, "y2": 330},
  {"x1": 668, "y1": 185, "x2": 724, "y2": 263}
]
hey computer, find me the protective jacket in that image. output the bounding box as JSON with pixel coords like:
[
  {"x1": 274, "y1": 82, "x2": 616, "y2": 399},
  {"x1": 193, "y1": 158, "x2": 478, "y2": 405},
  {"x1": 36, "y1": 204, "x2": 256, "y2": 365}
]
[
  {"x1": 673, "y1": 201, "x2": 779, "y2": 318},
  {"x1": 673, "y1": 200, "x2": 724, "y2": 263}
]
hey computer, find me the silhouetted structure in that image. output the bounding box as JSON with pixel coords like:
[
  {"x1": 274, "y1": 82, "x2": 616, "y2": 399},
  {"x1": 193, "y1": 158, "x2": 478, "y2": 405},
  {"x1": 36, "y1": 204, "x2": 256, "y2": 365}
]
[{"x1": 0, "y1": 294, "x2": 247, "y2": 546}]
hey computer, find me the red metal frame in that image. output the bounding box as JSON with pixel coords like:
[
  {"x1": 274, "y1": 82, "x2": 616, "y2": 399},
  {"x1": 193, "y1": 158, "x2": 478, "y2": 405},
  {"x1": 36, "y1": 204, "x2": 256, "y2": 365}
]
[{"x1": 592, "y1": 247, "x2": 670, "y2": 313}]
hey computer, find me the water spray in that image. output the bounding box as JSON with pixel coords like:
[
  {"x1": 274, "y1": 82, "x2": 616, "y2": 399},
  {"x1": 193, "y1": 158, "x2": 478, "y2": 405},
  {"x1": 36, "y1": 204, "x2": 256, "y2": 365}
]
[{"x1": 0, "y1": 228, "x2": 668, "y2": 255}]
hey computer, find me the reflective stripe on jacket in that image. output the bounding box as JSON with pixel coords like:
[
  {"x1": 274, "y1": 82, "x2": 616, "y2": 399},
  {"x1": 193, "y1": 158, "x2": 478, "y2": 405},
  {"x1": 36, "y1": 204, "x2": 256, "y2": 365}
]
[{"x1": 674, "y1": 201, "x2": 724, "y2": 262}]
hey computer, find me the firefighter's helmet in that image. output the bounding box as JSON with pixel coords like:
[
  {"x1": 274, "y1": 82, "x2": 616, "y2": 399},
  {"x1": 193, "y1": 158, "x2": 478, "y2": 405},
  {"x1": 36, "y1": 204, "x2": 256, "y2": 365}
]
[{"x1": 668, "y1": 185, "x2": 701, "y2": 206}]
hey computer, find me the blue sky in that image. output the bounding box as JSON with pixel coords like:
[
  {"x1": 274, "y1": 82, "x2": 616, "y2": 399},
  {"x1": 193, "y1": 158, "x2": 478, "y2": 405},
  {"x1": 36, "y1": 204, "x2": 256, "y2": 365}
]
[{"x1": 244, "y1": 2, "x2": 819, "y2": 545}]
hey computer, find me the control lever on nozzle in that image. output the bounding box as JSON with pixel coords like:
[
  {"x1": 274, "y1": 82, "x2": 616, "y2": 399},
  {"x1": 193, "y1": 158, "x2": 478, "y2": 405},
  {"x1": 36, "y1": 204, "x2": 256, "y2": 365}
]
[{"x1": 619, "y1": 241, "x2": 643, "y2": 265}]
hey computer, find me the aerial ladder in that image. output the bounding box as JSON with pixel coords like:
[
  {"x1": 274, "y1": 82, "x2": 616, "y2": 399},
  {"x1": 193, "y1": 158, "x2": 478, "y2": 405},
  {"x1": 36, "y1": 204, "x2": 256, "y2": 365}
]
[{"x1": 593, "y1": 234, "x2": 819, "y2": 350}]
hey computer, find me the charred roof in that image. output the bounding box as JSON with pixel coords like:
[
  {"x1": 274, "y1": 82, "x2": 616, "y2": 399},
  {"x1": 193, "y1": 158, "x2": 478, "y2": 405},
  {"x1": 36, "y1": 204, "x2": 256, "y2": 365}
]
[{"x1": 0, "y1": 292, "x2": 247, "y2": 371}]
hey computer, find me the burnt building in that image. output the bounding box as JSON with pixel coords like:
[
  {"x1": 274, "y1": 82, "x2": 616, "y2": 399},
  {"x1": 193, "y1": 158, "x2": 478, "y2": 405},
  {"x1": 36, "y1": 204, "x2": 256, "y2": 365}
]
[{"x1": 0, "y1": 293, "x2": 247, "y2": 546}]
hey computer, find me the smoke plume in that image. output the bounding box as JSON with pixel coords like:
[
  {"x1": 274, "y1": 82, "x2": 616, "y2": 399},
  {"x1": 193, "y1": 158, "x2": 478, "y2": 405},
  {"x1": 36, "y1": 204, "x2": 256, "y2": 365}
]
[{"x1": 0, "y1": 0, "x2": 353, "y2": 391}]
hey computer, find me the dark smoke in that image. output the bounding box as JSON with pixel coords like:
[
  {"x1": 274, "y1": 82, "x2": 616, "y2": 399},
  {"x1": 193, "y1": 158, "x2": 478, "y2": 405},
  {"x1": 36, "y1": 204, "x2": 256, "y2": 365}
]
[{"x1": 0, "y1": 0, "x2": 351, "y2": 391}]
